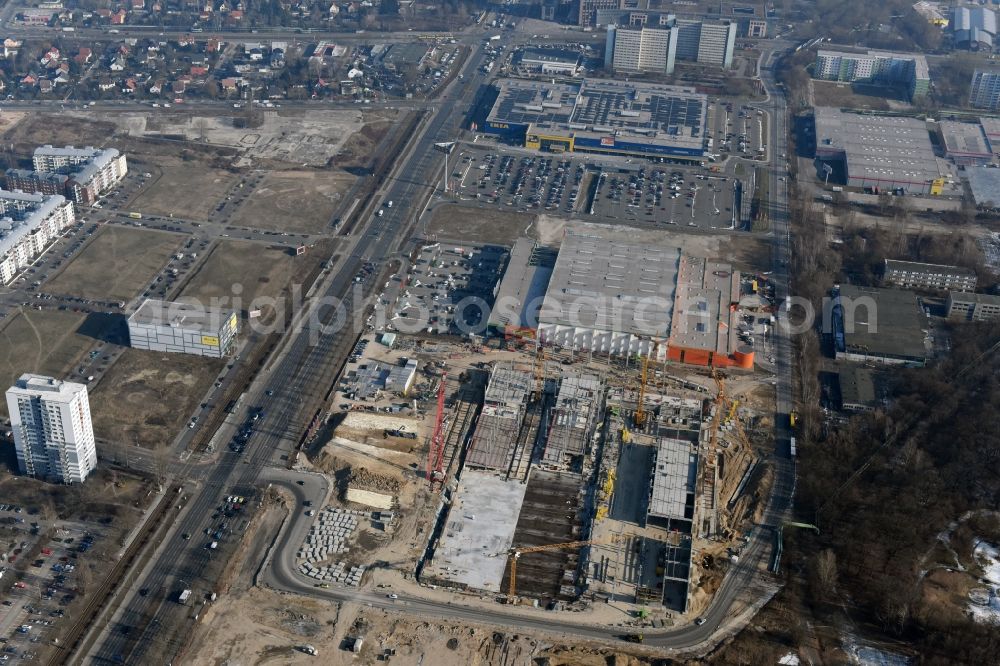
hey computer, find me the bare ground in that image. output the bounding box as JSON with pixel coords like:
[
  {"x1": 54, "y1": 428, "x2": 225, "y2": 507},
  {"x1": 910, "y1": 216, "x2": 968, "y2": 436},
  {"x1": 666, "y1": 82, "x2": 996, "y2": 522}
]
[
  {"x1": 0, "y1": 309, "x2": 94, "y2": 418},
  {"x1": 228, "y1": 170, "x2": 355, "y2": 234},
  {"x1": 128, "y1": 160, "x2": 239, "y2": 219},
  {"x1": 426, "y1": 203, "x2": 537, "y2": 246},
  {"x1": 88, "y1": 348, "x2": 224, "y2": 449},
  {"x1": 179, "y1": 238, "x2": 337, "y2": 313},
  {"x1": 46, "y1": 225, "x2": 183, "y2": 302}
]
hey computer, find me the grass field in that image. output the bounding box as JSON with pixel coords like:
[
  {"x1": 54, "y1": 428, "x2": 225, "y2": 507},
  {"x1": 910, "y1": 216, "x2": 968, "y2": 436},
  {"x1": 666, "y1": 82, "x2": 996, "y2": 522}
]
[
  {"x1": 228, "y1": 170, "x2": 354, "y2": 234},
  {"x1": 46, "y1": 225, "x2": 183, "y2": 302},
  {"x1": 129, "y1": 161, "x2": 239, "y2": 219},
  {"x1": 811, "y1": 80, "x2": 892, "y2": 111},
  {"x1": 179, "y1": 238, "x2": 336, "y2": 313},
  {"x1": 89, "y1": 349, "x2": 224, "y2": 449},
  {"x1": 426, "y1": 204, "x2": 536, "y2": 246},
  {"x1": 0, "y1": 310, "x2": 93, "y2": 418}
]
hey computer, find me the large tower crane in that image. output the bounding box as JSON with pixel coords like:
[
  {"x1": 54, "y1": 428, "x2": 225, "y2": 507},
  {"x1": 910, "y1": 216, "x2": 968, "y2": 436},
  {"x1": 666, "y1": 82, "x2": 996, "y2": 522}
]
[{"x1": 426, "y1": 373, "x2": 448, "y2": 490}]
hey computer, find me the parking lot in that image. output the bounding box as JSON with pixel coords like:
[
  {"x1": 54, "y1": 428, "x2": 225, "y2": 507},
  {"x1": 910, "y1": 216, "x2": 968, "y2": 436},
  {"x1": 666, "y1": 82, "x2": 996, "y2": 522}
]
[
  {"x1": 449, "y1": 146, "x2": 742, "y2": 230},
  {"x1": 706, "y1": 101, "x2": 768, "y2": 161},
  {"x1": 0, "y1": 511, "x2": 109, "y2": 661},
  {"x1": 387, "y1": 243, "x2": 507, "y2": 335}
]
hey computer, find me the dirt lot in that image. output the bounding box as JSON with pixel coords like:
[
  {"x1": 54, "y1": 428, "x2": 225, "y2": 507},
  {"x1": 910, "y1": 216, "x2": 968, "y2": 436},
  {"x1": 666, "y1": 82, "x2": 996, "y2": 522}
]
[
  {"x1": 88, "y1": 349, "x2": 224, "y2": 449},
  {"x1": 228, "y1": 170, "x2": 355, "y2": 234},
  {"x1": 2, "y1": 114, "x2": 118, "y2": 152},
  {"x1": 179, "y1": 238, "x2": 337, "y2": 313},
  {"x1": 188, "y1": 586, "x2": 654, "y2": 666},
  {"x1": 337, "y1": 115, "x2": 397, "y2": 168},
  {"x1": 120, "y1": 108, "x2": 393, "y2": 168},
  {"x1": 0, "y1": 309, "x2": 97, "y2": 418},
  {"x1": 426, "y1": 203, "x2": 537, "y2": 246},
  {"x1": 46, "y1": 225, "x2": 183, "y2": 302},
  {"x1": 129, "y1": 160, "x2": 239, "y2": 219}
]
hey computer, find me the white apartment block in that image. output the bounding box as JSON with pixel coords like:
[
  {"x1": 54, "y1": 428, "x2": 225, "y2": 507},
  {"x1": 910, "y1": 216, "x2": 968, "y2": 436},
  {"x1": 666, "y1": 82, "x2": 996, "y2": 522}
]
[
  {"x1": 6, "y1": 374, "x2": 97, "y2": 484},
  {"x1": 970, "y1": 69, "x2": 1000, "y2": 110},
  {"x1": 33, "y1": 145, "x2": 102, "y2": 172},
  {"x1": 814, "y1": 50, "x2": 930, "y2": 99},
  {"x1": 0, "y1": 191, "x2": 76, "y2": 284},
  {"x1": 689, "y1": 20, "x2": 737, "y2": 68},
  {"x1": 32, "y1": 146, "x2": 128, "y2": 204},
  {"x1": 605, "y1": 19, "x2": 735, "y2": 74}
]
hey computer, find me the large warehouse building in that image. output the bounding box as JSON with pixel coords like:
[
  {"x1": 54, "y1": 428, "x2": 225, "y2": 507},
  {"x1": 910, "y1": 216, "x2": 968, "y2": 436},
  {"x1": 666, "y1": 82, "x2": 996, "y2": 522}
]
[
  {"x1": 952, "y1": 6, "x2": 996, "y2": 51},
  {"x1": 508, "y1": 225, "x2": 753, "y2": 368},
  {"x1": 833, "y1": 285, "x2": 928, "y2": 366},
  {"x1": 814, "y1": 107, "x2": 943, "y2": 194},
  {"x1": 484, "y1": 78, "x2": 707, "y2": 160},
  {"x1": 128, "y1": 299, "x2": 239, "y2": 358}
]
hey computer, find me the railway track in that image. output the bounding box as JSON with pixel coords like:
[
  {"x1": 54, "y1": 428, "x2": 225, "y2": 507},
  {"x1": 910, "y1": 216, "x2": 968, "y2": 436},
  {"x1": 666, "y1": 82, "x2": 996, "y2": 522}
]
[{"x1": 46, "y1": 485, "x2": 180, "y2": 666}]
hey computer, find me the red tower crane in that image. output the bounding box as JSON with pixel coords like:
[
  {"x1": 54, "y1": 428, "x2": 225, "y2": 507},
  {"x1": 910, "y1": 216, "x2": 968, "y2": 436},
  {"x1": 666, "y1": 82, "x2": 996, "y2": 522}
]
[{"x1": 426, "y1": 373, "x2": 448, "y2": 490}]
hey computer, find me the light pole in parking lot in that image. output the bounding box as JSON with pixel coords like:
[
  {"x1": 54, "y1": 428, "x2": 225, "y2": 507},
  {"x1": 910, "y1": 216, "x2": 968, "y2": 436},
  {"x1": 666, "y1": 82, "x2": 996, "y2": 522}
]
[{"x1": 434, "y1": 142, "x2": 456, "y2": 193}]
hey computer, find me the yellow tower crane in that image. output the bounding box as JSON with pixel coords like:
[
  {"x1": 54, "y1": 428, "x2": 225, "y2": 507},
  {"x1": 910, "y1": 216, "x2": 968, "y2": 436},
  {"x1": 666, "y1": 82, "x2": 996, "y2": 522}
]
[
  {"x1": 507, "y1": 535, "x2": 621, "y2": 600},
  {"x1": 634, "y1": 341, "x2": 659, "y2": 428},
  {"x1": 533, "y1": 341, "x2": 546, "y2": 398}
]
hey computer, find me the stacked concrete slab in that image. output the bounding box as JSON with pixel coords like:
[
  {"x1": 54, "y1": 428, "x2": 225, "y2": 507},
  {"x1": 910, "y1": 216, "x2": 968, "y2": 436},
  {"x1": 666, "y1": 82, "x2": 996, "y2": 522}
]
[{"x1": 296, "y1": 507, "x2": 370, "y2": 587}]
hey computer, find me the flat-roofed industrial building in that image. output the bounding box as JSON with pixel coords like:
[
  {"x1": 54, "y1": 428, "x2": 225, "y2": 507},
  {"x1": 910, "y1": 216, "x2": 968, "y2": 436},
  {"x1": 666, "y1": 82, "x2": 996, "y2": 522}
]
[
  {"x1": 938, "y1": 120, "x2": 993, "y2": 166},
  {"x1": 536, "y1": 227, "x2": 679, "y2": 357},
  {"x1": 814, "y1": 107, "x2": 942, "y2": 194},
  {"x1": 127, "y1": 298, "x2": 238, "y2": 358},
  {"x1": 832, "y1": 285, "x2": 928, "y2": 366},
  {"x1": 484, "y1": 78, "x2": 707, "y2": 160},
  {"x1": 838, "y1": 365, "x2": 878, "y2": 412},
  {"x1": 501, "y1": 225, "x2": 752, "y2": 368}
]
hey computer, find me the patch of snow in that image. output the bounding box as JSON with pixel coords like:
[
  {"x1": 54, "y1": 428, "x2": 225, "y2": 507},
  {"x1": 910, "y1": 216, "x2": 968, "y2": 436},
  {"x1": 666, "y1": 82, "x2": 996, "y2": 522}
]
[
  {"x1": 778, "y1": 653, "x2": 800, "y2": 665},
  {"x1": 968, "y1": 541, "x2": 1000, "y2": 625}
]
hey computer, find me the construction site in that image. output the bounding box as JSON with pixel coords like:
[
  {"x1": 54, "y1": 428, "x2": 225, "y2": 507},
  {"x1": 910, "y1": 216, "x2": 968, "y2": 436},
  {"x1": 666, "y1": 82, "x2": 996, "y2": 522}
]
[{"x1": 305, "y1": 224, "x2": 779, "y2": 624}]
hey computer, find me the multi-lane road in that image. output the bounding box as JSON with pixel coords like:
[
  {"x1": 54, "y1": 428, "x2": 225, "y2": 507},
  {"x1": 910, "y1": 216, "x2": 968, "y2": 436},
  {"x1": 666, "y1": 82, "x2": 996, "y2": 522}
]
[
  {"x1": 75, "y1": 32, "x2": 798, "y2": 663},
  {"x1": 86, "y1": 33, "x2": 496, "y2": 665}
]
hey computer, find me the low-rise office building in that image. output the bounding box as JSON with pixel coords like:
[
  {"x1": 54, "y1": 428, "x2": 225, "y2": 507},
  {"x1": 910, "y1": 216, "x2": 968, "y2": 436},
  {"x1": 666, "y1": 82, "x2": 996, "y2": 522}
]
[
  {"x1": 947, "y1": 291, "x2": 1000, "y2": 321},
  {"x1": 516, "y1": 47, "x2": 582, "y2": 75},
  {"x1": 127, "y1": 299, "x2": 239, "y2": 358},
  {"x1": 883, "y1": 259, "x2": 977, "y2": 292}
]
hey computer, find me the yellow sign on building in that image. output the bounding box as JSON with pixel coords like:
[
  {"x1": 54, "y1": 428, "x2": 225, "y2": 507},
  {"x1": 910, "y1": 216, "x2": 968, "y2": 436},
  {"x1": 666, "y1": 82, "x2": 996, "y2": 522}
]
[{"x1": 201, "y1": 335, "x2": 220, "y2": 347}]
